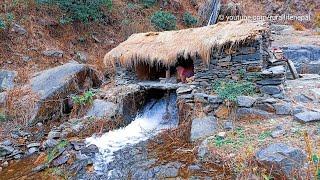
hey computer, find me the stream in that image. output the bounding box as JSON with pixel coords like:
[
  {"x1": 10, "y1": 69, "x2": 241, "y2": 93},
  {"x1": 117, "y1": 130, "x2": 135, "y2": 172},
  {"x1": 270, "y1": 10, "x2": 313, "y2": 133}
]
[{"x1": 86, "y1": 93, "x2": 178, "y2": 176}]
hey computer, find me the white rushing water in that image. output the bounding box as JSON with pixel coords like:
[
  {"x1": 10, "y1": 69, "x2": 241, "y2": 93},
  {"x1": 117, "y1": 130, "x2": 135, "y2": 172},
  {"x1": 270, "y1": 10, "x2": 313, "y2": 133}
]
[{"x1": 86, "y1": 93, "x2": 178, "y2": 166}]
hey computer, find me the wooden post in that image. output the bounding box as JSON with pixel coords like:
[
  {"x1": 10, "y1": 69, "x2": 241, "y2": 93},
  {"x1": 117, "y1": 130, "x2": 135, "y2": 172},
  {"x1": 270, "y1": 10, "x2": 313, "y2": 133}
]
[{"x1": 166, "y1": 69, "x2": 170, "y2": 79}]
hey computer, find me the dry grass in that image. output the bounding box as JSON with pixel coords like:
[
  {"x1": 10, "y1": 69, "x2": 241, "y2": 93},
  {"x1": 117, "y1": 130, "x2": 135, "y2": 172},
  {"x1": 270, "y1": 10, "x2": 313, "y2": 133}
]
[
  {"x1": 315, "y1": 12, "x2": 320, "y2": 28},
  {"x1": 104, "y1": 20, "x2": 268, "y2": 68},
  {"x1": 5, "y1": 86, "x2": 39, "y2": 125},
  {"x1": 293, "y1": 21, "x2": 306, "y2": 31}
]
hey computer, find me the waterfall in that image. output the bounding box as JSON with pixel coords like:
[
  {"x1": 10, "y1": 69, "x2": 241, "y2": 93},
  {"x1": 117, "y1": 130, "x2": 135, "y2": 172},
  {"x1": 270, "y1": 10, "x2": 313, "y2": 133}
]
[
  {"x1": 86, "y1": 93, "x2": 178, "y2": 170},
  {"x1": 207, "y1": 0, "x2": 221, "y2": 26}
]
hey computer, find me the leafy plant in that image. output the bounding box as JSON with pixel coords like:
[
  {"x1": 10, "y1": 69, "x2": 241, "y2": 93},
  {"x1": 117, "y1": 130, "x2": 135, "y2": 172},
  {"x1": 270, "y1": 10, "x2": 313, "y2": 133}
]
[
  {"x1": 0, "y1": 13, "x2": 15, "y2": 30},
  {"x1": 151, "y1": 11, "x2": 176, "y2": 31},
  {"x1": 140, "y1": 0, "x2": 157, "y2": 8},
  {"x1": 183, "y1": 12, "x2": 198, "y2": 27},
  {"x1": 0, "y1": 113, "x2": 6, "y2": 122},
  {"x1": 71, "y1": 90, "x2": 95, "y2": 106},
  {"x1": 258, "y1": 130, "x2": 271, "y2": 141},
  {"x1": 47, "y1": 140, "x2": 69, "y2": 163},
  {"x1": 237, "y1": 69, "x2": 246, "y2": 79},
  {"x1": 212, "y1": 80, "x2": 255, "y2": 102},
  {"x1": 213, "y1": 127, "x2": 246, "y2": 148},
  {"x1": 38, "y1": 0, "x2": 112, "y2": 24},
  {"x1": 0, "y1": 18, "x2": 5, "y2": 30}
]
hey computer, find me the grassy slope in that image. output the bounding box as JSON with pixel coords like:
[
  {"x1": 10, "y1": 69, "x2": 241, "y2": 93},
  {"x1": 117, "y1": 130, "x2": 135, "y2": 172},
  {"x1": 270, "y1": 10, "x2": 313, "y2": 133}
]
[{"x1": 0, "y1": 0, "x2": 199, "y2": 85}]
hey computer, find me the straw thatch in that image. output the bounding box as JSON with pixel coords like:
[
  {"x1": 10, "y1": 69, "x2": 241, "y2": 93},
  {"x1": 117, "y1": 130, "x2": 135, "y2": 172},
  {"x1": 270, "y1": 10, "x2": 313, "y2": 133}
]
[{"x1": 104, "y1": 20, "x2": 268, "y2": 68}]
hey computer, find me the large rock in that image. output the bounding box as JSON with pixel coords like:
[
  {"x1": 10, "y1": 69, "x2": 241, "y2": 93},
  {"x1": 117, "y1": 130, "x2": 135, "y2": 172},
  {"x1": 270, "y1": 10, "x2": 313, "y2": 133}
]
[
  {"x1": 261, "y1": 66, "x2": 286, "y2": 77},
  {"x1": 0, "y1": 92, "x2": 7, "y2": 109},
  {"x1": 282, "y1": 45, "x2": 320, "y2": 74},
  {"x1": 190, "y1": 116, "x2": 217, "y2": 141},
  {"x1": 86, "y1": 99, "x2": 117, "y2": 118},
  {"x1": 260, "y1": 85, "x2": 283, "y2": 95},
  {"x1": 11, "y1": 23, "x2": 27, "y2": 35},
  {"x1": 27, "y1": 62, "x2": 102, "y2": 124},
  {"x1": 273, "y1": 103, "x2": 292, "y2": 115},
  {"x1": 0, "y1": 70, "x2": 17, "y2": 91},
  {"x1": 256, "y1": 143, "x2": 306, "y2": 177},
  {"x1": 0, "y1": 145, "x2": 14, "y2": 157},
  {"x1": 237, "y1": 108, "x2": 272, "y2": 120},
  {"x1": 294, "y1": 111, "x2": 320, "y2": 123},
  {"x1": 43, "y1": 49, "x2": 64, "y2": 58},
  {"x1": 237, "y1": 96, "x2": 256, "y2": 107}
]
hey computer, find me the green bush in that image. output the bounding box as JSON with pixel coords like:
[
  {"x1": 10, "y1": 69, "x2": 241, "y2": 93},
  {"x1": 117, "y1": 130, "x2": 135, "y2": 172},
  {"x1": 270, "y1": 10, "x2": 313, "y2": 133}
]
[
  {"x1": 212, "y1": 80, "x2": 255, "y2": 102},
  {"x1": 72, "y1": 90, "x2": 94, "y2": 106},
  {"x1": 183, "y1": 12, "x2": 198, "y2": 27},
  {"x1": 38, "y1": 0, "x2": 112, "y2": 24},
  {"x1": 0, "y1": 18, "x2": 5, "y2": 30},
  {"x1": 0, "y1": 13, "x2": 15, "y2": 30},
  {"x1": 0, "y1": 113, "x2": 6, "y2": 122},
  {"x1": 151, "y1": 11, "x2": 176, "y2": 31},
  {"x1": 140, "y1": 0, "x2": 157, "y2": 8}
]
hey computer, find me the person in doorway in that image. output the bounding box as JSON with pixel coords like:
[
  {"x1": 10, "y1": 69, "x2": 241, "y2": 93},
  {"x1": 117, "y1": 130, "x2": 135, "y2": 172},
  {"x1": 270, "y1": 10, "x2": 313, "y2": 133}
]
[{"x1": 176, "y1": 66, "x2": 194, "y2": 83}]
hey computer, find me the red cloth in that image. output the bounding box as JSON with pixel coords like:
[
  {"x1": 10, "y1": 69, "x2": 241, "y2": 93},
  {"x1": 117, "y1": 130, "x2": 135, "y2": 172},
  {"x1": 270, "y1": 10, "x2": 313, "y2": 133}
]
[{"x1": 177, "y1": 66, "x2": 194, "y2": 83}]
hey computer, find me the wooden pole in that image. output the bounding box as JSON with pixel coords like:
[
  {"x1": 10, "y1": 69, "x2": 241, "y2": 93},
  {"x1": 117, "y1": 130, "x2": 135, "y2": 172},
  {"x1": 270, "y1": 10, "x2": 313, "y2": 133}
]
[{"x1": 166, "y1": 69, "x2": 170, "y2": 79}]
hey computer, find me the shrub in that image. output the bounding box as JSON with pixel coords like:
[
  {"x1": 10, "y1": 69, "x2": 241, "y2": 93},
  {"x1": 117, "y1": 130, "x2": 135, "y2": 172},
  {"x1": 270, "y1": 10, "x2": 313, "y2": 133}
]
[
  {"x1": 71, "y1": 90, "x2": 94, "y2": 106},
  {"x1": 0, "y1": 13, "x2": 15, "y2": 30},
  {"x1": 315, "y1": 12, "x2": 320, "y2": 28},
  {"x1": 183, "y1": 12, "x2": 198, "y2": 27},
  {"x1": 0, "y1": 18, "x2": 5, "y2": 30},
  {"x1": 151, "y1": 11, "x2": 176, "y2": 31},
  {"x1": 38, "y1": 0, "x2": 112, "y2": 24},
  {"x1": 0, "y1": 113, "x2": 6, "y2": 122},
  {"x1": 212, "y1": 80, "x2": 255, "y2": 102},
  {"x1": 140, "y1": 0, "x2": 157, "y2": 8}
]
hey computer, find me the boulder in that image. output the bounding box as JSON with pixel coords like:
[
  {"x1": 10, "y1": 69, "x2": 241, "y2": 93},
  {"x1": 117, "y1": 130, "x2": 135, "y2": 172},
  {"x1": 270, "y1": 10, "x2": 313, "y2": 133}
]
[
  {"x1": 256, "y1": 78, "x2": 284, "y2": 85},
  {"x1": 271, "y1": 126, "x2": 286, "y2": 138},
  {"x1": 26, "y1": 62, "x2": 102, "y2": 124},
  {"x1": 0, "y1": 92, "x2": 7, "y2": 109},
  {"x1": 282, "y1": 45, "x2": 320, "y2": 74},
  {"x1": 208, "y1": 95, "x2": 223, "y2": 104},
  {"x1": 0, "y1": 145, "x2": 14, "y2": 157},
  {"x1": 176, "y1": 86, "x2": 193, "y2": 95},
  {"x1": 261, "y1": 66, "x2": 286, "y2": 77},
  {"x1": 237, "y1": 96, "x2": 256, "y2": 107},
  {"x1": 254, "y1": 103, "x2": 276, "y2": 113},
  {"x1": 256, "y1": 143, "x2": 306, "y2": 177},
  {"x1": 86, "y1": 99, "x2": 117, "y2": 119},
  {"x1": 43, "y1": 49, "x2": 64, "y2": 58},
  {"x1": 42, "y1": 139, "x2": 58, "y2": 149},
  {"x1": 75, "y1": 51, "x2": 88, "y2": 63},
  {"x1": 154, "y1": 162, "x2": 182, "y2": 178},
  {"x1": 294, "y1": 94, "x2": 312, "y2": 103},
  {"x1": 260, "y1": 85, "x2": 283, "y2": 95},
  {"x1": 190, "y1": 116, "x2": 217, "y2": 141},
  {"x1": 273, "y1": 103, "x2": 292, "y2": 115},
  {"x1": 0, "y1": 70, "x2": 17, "y2": 91},
  {"x1": 294, "y1": 111, "x2": 320, "y2": 123},
  {"x1": 11, "y1": 23, "x2": 27, "y2": 35},
  {"x1": 237, "y1": 108, "x2": 272, "y2": 120}
]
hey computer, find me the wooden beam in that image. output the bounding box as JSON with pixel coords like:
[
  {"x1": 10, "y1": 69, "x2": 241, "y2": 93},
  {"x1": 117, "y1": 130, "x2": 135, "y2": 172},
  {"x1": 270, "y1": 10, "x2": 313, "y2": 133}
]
[{"x1": 166, "y1": 69, "x2": 170, "y2": 79}]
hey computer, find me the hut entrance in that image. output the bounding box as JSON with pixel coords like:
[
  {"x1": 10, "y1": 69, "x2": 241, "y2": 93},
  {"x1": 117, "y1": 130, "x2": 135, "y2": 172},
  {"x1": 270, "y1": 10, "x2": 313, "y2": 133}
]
[
  {"x1": 134, "y1": 57, "x2": 194, "y2": 83},
  {"x1": 175, "y1": 56, "x2": 194, "y2": 83},
  {"x1": 135, "y1": 62, "x2": 167, "y2": 81}
]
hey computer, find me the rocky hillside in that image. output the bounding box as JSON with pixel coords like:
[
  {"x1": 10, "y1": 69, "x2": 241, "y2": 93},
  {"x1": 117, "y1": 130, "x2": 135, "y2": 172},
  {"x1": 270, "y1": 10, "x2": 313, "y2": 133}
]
[{"x1": 0, "y1": 0, "x2": 320, "y2": 179}]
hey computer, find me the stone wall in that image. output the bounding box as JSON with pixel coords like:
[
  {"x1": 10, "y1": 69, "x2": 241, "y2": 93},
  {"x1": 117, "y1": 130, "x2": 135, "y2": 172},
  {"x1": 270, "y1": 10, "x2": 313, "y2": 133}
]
[
  {"x1": 193, "y1": 34, "x2": 269, "y2": 86},
  {"x1": 115, "y1": 61, "x2": 138, "y2": 85}
]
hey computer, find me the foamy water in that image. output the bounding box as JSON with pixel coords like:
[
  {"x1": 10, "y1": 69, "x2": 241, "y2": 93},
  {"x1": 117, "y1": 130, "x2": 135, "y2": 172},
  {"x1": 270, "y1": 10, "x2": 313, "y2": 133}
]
[{"x1": 86, "y1": 93, "x2": 178, "y2": 169}]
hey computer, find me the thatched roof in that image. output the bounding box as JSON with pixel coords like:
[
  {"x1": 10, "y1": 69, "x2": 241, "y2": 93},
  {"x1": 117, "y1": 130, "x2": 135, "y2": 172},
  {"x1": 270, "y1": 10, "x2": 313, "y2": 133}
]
[{"x1": 104, "y1": 20, "x2": 268, "y2": 68}]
